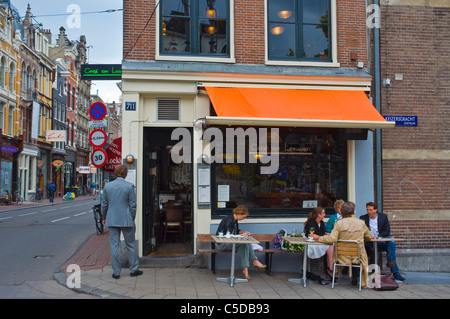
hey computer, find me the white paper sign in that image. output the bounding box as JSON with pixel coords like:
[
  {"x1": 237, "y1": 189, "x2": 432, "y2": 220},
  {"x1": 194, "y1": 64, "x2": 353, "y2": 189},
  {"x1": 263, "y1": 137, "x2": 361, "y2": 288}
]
[{"x1": 217, "y1": 185, "x2": 230, "y2": 202}]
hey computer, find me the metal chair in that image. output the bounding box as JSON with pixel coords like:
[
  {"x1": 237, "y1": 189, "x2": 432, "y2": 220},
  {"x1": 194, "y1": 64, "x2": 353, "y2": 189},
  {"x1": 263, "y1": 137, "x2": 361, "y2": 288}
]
[
  {"x1": 332, "y1": 239, "x2": 363, "y2": 291},
  {"x1": 163, "y1": 203, "x2": 184, "y2": 243}
]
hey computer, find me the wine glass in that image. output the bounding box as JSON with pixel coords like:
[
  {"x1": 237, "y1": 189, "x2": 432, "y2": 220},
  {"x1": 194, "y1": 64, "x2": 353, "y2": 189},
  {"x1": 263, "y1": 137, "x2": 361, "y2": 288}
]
[{"x1": 309, "y1": 227, "x2": 315, "y2": 240}]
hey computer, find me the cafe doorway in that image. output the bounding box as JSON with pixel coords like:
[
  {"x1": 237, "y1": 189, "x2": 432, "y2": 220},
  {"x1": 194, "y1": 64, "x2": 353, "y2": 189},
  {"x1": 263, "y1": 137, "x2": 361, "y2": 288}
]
[{"x1": 142, "y1": 127, "x2": 193, "y2": 256}]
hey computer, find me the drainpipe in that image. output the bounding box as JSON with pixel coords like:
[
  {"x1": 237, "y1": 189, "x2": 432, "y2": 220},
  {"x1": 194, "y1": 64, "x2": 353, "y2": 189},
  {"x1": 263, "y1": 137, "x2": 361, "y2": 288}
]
[{"x1": 373, "y1": 0, "x2": 383, "y2": 212}]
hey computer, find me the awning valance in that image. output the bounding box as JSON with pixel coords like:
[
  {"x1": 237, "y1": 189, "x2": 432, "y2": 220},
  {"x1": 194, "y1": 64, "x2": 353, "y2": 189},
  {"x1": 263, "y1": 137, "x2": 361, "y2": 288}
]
[{"x1": 204, "y1": 87, "x2": 394, "y2": 129}]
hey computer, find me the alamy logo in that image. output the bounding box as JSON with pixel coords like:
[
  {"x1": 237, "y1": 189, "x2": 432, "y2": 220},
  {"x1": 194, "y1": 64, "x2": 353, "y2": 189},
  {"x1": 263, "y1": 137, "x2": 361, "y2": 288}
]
[
  {"x1": 67, "y1": 4, "x2": 81, "y2": 29},
  {"x1": 171, "y1": 127, "x2": 280, "y2": 174},
  {"x1": 66, "y1": 264, "x2": 81, "y2": 289},
  {"x1": 366, "y1": 4, "x2": 380, "y2": 29}
]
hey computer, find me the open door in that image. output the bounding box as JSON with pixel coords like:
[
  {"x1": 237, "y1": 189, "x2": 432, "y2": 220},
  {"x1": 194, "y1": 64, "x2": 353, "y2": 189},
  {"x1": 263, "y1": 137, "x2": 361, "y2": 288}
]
[{"x1": 142, "y1": 127, "x2": 193, "y2": 256}]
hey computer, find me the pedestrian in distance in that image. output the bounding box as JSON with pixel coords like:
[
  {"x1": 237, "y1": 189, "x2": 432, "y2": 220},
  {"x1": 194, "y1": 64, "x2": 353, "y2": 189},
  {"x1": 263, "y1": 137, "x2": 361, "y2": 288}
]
[
  {"x1": 101, "y1": 164, "x2": 142, "y2": 279},
  {"x1": 48, "y1": 182, "x2": 56, "y2": 203}
]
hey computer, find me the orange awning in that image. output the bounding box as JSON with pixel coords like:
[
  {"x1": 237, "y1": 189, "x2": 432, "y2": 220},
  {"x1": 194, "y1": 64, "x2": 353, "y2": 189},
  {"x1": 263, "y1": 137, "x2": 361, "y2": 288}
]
[{"x1": 204, "y1": 87, "x2": 394, "y2": 129}]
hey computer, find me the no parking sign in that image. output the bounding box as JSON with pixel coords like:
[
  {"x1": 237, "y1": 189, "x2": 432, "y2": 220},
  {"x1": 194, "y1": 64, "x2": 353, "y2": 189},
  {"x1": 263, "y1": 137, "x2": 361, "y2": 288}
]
[{"x1": 89, "y1": 102, "x2": 107, "y2": 121}]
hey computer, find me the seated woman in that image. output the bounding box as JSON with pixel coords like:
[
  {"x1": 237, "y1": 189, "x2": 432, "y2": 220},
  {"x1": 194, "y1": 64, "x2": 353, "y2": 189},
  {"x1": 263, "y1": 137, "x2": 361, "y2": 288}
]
[
  {"x1": 303, "y1": 206, "x2": 334, "y2": 278},
  {"x1": 216, "y1": 205, "x2": 266, "y2": 280},
  {"x1": 325, "y1": 199, "x2": 344, "y2": 233}
]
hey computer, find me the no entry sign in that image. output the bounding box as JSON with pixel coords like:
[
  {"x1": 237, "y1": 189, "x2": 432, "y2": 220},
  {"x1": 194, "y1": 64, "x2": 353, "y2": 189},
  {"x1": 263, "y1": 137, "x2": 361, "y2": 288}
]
[
  {"x1": 91, "y1": 148, "x2": 108, "y2": 168},
  {"x1": 89, "y1": 102, "x2": 107, "y2": 121},
  {"x1": 89, "y1": 129, "x2": 107, "y2": 148}
]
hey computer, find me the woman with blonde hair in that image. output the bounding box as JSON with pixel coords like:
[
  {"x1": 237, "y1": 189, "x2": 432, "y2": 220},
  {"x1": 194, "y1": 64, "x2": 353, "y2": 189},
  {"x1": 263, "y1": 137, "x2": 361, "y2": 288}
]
[
  {"x1": 216, "y1": 205, "x2": 265, "y2": 279},
  {"x1": 325, "y1": 199, "x2": 344, "y2": 233}
]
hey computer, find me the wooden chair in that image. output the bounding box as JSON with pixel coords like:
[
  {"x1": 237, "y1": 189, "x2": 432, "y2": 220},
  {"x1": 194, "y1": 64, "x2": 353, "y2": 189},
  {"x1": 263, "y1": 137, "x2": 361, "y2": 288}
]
[
  {"x1": 332, "y1": 239, "x2": 363, "y2": 291},
  {"x1": 163, "y1": 203, "x2": 184, "y2": 243}
]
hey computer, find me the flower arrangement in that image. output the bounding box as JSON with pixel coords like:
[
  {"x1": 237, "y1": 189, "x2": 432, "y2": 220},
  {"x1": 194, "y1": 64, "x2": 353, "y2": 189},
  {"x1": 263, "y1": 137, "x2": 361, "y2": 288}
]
[{"x1": 273, "y1": 229, "x2": 304, "y2": 252}]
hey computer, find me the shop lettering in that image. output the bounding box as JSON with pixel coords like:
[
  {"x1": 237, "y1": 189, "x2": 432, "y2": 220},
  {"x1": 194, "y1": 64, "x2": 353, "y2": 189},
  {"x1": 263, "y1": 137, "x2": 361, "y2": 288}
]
[{"x1": 171, "y1": 127, "x2": 280, "y2": 174}]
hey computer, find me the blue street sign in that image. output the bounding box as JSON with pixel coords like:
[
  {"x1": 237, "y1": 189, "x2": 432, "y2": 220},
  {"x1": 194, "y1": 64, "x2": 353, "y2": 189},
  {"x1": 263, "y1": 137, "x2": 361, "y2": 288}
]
[
  {"x1": 89, "y1": 102, "x2": 107, "y2": 121},
  {"x1": 384, "y1": 115, "x2": 418, "y2": 126},
  {"x1": 125, "y1": 102, "x2": 136, "y2": 111}
]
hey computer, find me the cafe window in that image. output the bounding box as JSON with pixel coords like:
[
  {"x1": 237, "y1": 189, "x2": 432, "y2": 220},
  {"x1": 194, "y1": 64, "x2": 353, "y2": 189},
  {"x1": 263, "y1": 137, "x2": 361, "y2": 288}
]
[
  {"x1": 211, "y1": 127, "x2": 346, "y2": 218},
  {"x1": 160, "y1": 0, "x2": 230, "y2": 56},
  {"x1": 267, "y1": 0, "x2": 331, "y2": 62}
]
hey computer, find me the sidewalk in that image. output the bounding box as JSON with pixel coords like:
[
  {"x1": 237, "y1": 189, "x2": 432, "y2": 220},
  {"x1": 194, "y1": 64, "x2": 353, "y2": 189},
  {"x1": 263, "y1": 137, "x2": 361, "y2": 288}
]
[{"x1": 54, "y1": 227, "x2": 450, "y2": 299}]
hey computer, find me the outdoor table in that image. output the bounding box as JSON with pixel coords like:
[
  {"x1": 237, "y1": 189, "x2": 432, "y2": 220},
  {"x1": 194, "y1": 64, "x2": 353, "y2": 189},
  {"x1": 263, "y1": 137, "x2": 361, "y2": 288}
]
[
  {"x1": 370, "y1": 237, "x2": 405, "y2": 266},
  {"x1": 211, "y1": 235, "x2": 260, "y2": 287},
  {"x1": 282, "y1": 236, "x2": 329, "y2": 287}
]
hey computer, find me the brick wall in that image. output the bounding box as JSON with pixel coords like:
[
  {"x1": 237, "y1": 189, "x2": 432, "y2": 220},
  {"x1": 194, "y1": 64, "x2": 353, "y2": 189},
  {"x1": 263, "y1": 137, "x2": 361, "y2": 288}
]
[
  {"x1": 123, "y1": 0, "x2": 368, "y2": 67},
  {"x1": 380, "y1": 5, "x2": 450, "y2": 250}
]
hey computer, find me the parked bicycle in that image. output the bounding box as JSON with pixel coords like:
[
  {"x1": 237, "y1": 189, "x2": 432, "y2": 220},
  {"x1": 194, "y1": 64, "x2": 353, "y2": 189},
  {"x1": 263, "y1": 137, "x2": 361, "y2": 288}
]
[
  {"x1": 14, "y1": 190, "x2": 23, "y2": 205},
  {"x1": 93, "y1": 204, "x2": 104, "y2": 234},
  {"x1": 30, "y1": 187, "x2": 43, "y2": 202}
]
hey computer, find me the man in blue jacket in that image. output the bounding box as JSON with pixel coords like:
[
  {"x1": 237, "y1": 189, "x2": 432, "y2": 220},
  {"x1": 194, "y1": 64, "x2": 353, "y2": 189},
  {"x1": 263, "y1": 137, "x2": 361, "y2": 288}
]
[
  {"x1": 360, "y1": 202, "x2": 405, "y2": 281},
  {"x1": 102, "y1": 164, "x2": 142, "y2": 279}
]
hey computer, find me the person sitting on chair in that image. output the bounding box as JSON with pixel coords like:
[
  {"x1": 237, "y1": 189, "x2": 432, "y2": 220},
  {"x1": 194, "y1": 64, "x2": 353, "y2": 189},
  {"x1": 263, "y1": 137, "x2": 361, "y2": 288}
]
[
  {"x1": 216, "y1": 205, "x2": 266, "y2": 280},
  {"x1": 360, "y1": 202, "x2": 405, "y2": 281}
]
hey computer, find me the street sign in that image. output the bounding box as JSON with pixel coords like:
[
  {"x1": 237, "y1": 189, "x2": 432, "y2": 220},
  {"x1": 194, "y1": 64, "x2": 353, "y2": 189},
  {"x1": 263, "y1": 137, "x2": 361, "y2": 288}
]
[
  {"x1": 89, "y1": 102, "x2": 107, "y2": 121},
  {"x1": 89, "y1": 120, "x2": 107, "y2": 128},
  {"x1": 383, "y1": 115, "x2": 418, "y2": 126},
  {"x1": 91, "y1": 149, "x2": 108, "y2": 168},
  {"x1": 89, "y1": 129, "x2": 108, "y2": 148}
]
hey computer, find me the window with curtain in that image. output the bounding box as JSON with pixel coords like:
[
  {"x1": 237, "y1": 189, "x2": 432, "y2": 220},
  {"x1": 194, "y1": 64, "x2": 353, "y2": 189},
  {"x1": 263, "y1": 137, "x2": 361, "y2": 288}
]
[
  {"x1": 267, "y1": 0, "x2": 331, "y2": 62},
  {"x1": 160, "y1": 0, "x2": 229, "y2": 56}
]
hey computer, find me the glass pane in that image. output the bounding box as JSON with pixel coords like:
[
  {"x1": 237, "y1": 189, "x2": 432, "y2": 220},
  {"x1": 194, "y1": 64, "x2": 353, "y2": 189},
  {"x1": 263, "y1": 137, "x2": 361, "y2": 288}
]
[
  {"x1": 162, "y1": 17, "x2": 191, "y2": 53},
  {"x1": 303, "y1": 24, "x2": 329, "y2": 59},
  {"x1": 268, "y1": 23, "x2": 296, "y2": 59},
  {"x1": 303, "y1": 0, "x2": 329, "y2": 25},
  {"x1": 214, "y1": 128, "x2": 346, "y2": 213},
  {"x1": 199, "y1": 0, "x2": 227, "y2": 19},
  {"x1": 268, "y1": 0, "x2": 295, "y2": 23},
  {"x1": 162, "y1": 0, "x2": 191, "y2": 17},
  {"x1": 199, "y1": 19, "x2": 227, "y2": 54}
]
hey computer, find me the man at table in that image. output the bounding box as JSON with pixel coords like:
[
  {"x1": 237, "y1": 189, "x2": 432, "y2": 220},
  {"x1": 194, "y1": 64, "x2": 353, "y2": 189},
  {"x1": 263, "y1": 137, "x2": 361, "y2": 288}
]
[{"x1": 360, "y1": 202, "x2": 405, "y2": 281}]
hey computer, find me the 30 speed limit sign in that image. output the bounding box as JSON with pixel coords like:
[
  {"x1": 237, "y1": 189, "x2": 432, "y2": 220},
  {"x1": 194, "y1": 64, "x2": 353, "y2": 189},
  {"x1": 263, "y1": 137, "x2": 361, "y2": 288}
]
[{"x1": 91, "y1": 148, "x2": 108, "y2": 168}]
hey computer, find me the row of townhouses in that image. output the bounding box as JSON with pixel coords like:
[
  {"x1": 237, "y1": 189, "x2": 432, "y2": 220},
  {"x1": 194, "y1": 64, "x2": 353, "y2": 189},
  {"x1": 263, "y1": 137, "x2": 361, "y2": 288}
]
[{"x1": 0, "y1": 2, "x2": 120, "y2": 201}]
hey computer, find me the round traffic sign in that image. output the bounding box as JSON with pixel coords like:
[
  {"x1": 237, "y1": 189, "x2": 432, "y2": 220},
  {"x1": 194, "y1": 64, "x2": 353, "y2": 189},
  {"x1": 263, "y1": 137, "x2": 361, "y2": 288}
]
[
  {"x1": 91, "y1": 148, "x2": 108, "y2": 168},
  {"x1": 89, "y1": 102, "x2": 107, "y2": 121},
  {"x1": 89, "y1": 129, "x2": 108, "y2": 148}
]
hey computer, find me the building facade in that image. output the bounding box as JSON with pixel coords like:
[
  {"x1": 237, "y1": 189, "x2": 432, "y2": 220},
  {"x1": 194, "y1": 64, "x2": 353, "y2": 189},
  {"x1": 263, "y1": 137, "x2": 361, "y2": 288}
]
[
  {"x1": 122, "y1": 0, "x2": 395, "y2": 265},
  {"x1": 376, "y1": 0, "x2": 450, "y2": 271},
  {"x1": 0, "y1": 2, "x2": 22, "y2": 200}
]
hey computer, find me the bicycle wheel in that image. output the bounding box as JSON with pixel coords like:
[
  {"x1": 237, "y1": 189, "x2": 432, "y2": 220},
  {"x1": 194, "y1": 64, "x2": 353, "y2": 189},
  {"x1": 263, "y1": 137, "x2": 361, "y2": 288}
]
[
  {"x1": 93, "y1": 207, "x2": 104, "y2": 234},
  {"x1": 30, "y1": 194, "x2": 36, "y2": 202},
  {"x1": 16, "y1": 196, "x2": 23, "y2": 205},
  {"x1": 37, "y1": 194, "x2": 42, "y2": 202}
]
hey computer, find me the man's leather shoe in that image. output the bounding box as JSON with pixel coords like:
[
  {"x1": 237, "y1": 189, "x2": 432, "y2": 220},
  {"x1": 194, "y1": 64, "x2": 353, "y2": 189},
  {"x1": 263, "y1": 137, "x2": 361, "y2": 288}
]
[
  {"x1": 130, "y1": 269, "x2": 143, "y2": 277},
  {"x1": 112, "y1": 274, "x2": 120, "y2": 280}
]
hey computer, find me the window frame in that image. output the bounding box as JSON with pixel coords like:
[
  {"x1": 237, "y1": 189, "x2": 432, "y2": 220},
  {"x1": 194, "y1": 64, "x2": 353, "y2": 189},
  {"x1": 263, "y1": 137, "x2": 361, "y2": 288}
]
[
  {"x1": 156, "y1": 0, "x2": 235, "y2": 63},
  {"x1": 210, "y1": 126, "x2": 348, "y2": 219},
  {"x1": 265, "y1": 0, "x2": 339, "y2": 67}
]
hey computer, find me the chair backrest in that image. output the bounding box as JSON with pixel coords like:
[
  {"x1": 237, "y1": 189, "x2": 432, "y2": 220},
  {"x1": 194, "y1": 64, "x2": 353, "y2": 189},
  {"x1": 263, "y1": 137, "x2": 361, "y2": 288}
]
[
  {"x1": 335, "y1": 239, "x2": 360, "y2": 261},
  {"x1": 165, "y1": 204, "x2": 184, "y2": 222}
]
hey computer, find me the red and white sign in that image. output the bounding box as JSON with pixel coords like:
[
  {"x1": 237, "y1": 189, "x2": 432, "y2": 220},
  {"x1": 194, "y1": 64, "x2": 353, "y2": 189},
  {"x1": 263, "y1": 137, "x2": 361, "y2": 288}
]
[
  {"x1": 46, "y1": 130, "x2": 66, "y2": 142},
  {"x1": 89, "y1": 129, "x2": 107, "y2": 148},
  {"x1": 104, "y1": 137, "x2": 122, "y2": 172},
  {"x1": 91, "y1": 149, "x2": 108, "y2": 168}
]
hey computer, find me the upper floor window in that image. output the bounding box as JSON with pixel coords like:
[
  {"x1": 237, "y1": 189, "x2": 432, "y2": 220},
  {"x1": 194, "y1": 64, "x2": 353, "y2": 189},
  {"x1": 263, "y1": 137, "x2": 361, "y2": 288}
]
[
  {"x1": 267, "y1": 0, "x2": 331, "y2": 62},
  {"x1": 160, "y1": 0, "x2": 229, "y2": 57}
]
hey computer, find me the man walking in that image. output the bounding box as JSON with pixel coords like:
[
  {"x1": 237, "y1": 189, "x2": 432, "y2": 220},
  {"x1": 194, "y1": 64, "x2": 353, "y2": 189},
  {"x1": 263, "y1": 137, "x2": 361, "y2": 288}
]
[
  {"x1": 48, "y1": 182, "x2": 56, "y2": 203},
  {"x1": 101, "y1": 164, "x2": 142, "y2": 279}
]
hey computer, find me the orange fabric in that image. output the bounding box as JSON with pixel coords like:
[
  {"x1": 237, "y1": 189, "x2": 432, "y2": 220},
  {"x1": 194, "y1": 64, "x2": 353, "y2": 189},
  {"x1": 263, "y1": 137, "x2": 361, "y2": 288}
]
[{"x1": 205, "y1": 87, "x2": 387, "y2": 123}]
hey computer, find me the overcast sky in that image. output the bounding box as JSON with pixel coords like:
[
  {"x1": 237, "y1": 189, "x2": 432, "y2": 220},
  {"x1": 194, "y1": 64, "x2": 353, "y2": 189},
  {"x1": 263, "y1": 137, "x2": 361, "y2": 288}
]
[{"x1": 11, "y1": 0, "x2": 123, "y2": 103}]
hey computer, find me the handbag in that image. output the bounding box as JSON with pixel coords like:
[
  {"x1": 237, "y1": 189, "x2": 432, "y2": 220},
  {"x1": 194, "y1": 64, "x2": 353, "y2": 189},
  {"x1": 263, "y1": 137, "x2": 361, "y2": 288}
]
[{"x1": 373, "y1": 273, "x2": 399, "y2": 291}]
